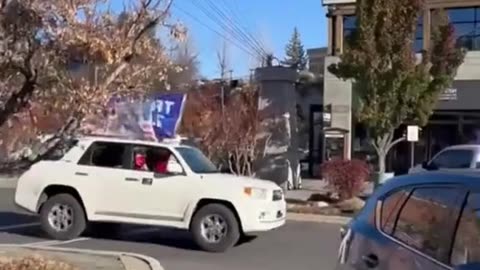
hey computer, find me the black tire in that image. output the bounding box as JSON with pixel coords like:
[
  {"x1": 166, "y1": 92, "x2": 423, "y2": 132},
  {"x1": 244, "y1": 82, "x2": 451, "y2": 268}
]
[
  {"x1": 39, "y1": 193, "x2": 87, "y2": 241},
  {"x1": 190, "y1": 204, "x2": 240, "y2": 252}
]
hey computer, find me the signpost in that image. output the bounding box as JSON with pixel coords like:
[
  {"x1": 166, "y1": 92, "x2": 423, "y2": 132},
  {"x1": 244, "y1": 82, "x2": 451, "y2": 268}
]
[{"x1": 407, "y1": 125, "x2": 419, "y2": 169}]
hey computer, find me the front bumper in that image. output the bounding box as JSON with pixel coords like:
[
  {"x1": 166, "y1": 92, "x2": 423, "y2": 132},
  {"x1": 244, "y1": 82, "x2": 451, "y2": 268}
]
[{"x1": 241, "y1": 199, "x2": 287, "y2": 233}]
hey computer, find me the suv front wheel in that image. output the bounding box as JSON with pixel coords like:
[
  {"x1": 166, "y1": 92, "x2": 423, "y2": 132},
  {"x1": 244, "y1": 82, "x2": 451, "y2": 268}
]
[
  {"x1": 190, "y1": 204, "x2": 240, "y2": 252},
  {"x1": 39, "y1": 193, "x2": 87, "y2": 240}
]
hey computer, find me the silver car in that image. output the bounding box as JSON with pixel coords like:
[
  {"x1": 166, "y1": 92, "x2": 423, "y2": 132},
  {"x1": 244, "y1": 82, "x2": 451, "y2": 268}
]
[{"x1": 409, "y1": 144, "x2": 480, "y2": 174}]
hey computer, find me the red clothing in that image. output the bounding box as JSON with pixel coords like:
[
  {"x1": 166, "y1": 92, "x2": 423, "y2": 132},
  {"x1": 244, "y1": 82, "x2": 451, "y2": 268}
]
[
  {"x1": 134, "y1": 154, "x2": 147, "y2": 170},
  {"x1": 155, "y1": 161, "x2": 168, "y2": 173}
]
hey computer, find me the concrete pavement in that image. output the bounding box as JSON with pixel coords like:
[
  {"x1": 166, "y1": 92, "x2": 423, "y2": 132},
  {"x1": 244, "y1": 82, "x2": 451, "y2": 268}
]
[{"x1": 0, "y1": 188, "x2": 342, "y2": 270}]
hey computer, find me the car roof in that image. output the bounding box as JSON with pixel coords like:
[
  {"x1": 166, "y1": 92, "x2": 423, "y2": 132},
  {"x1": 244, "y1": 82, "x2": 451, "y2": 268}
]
[
  {"x1": 77, "y1": 135, "x2": 192, "y2": 149},
  {"x1": 376, "y1": 171, "x2": 480, "y2": 196},
  {"x1": 442, "y1": 144, "x2": 480, "y2": 151}
]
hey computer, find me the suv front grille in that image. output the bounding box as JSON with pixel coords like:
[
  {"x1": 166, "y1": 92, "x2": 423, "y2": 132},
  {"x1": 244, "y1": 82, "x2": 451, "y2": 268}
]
[{"x1": 272, "y1": 190, "x2": 283, "y2": 201}]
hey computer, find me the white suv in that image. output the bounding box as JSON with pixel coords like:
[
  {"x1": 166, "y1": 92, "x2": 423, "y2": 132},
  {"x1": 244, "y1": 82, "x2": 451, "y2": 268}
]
[{"x1": 14, "y1": 136, "x2": 286, "y2": 252}]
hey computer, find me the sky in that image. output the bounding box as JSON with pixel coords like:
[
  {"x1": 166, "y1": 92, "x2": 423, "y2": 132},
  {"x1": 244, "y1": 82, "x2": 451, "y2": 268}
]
[{"x1": 114, "y1": 0, "x2": 329, "y2": 79}]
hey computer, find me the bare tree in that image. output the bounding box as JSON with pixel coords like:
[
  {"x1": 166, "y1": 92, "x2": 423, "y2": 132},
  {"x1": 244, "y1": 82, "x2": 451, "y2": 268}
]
[
  {"x1": 216, "y1": 39, "x2": 230, "y2": 79},
  {"x1": 0, "y1": 0, "x2": 184, "y2": 164},
  {"x1": 166, "y1": 36, "x2": 199, "y2": 90}
]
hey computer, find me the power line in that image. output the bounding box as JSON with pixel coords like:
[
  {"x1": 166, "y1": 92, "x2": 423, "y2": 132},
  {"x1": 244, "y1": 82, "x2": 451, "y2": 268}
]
[
  {"x1": 217, "y1": 0, "x2": 268, "y2": 56},
  {"x1": 190, "y1": 0, "x2": 266, "y2": 59},
  {"x1": 203, "y1": 0, "x2": 267, "y2": 57},
  {"x1": 172, "y1": 3, "x2": 258, "y2": 58}
]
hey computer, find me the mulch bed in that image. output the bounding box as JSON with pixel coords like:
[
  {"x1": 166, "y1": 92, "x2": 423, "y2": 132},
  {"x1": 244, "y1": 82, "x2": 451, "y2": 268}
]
[{"x1": 286, "y1": 192, "x2": 365, "y2": 217}]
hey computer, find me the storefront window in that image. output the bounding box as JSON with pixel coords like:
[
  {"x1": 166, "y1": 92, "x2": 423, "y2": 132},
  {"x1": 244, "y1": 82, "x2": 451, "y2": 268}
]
[
  {"x1": 414, "y1": 16, "x2": 424, "y2": 52},
  {"x1": 342, "y1": 15, "x2": 423, "y2": 52},
  {"x1": 442, "y1": 7, "x2": 480, "y2": 51},
  {"x1": 343, "y1": 15, "x2": 357, "y2": 42}
]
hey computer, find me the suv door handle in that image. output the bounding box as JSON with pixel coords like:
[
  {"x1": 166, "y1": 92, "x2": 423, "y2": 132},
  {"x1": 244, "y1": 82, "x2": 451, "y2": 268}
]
[
  {"x1": 75, "y1": 172, "x2": 88, "y2": 176},
  {"x1": 142, "y1": 178, "x2": 153, "y2": 185},
  {"x1": 125, "y1": 177, "x2": 139, "y2": 182},
  {"x1": 362, "y1": 254, "x2": 379, "y2": 268}
]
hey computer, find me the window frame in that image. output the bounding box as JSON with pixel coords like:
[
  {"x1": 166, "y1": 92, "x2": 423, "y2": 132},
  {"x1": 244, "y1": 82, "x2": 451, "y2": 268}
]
[
  {"x1": 437, "y1": 6, "x2": 480, "y2": 51},
  {"x1": 375, "y1": 183, "x2": 469, "y2": 269},
  {"x1": 341, "y1": 14, "x2": 424, "y2": 52}
]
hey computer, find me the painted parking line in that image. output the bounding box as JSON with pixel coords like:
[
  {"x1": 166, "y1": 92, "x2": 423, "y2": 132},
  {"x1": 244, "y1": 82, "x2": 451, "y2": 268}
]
[
  {"x1": 24, "y1": 237, "x2": 90, "y2": 247},
  {"x1": 26, "y1": 240, "x2": 62, "y2": 246},
  {"x1": 0, "y1": 223, "x2": 40, "y2": 231}
]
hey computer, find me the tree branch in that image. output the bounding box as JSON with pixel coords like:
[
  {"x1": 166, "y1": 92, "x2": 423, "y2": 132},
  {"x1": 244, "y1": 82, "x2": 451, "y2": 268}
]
[
  {"x1": 101, "y1": 0, "x2": 172, "y2": 92},
  {"x1": 386, "y1": 136, "x2": 406, "y2": 154}
]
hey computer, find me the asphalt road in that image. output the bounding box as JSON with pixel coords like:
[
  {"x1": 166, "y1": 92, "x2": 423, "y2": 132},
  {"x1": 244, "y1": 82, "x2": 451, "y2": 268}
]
[{"x1": 0, "y1": 188, "x2": 341, "y2": 270}]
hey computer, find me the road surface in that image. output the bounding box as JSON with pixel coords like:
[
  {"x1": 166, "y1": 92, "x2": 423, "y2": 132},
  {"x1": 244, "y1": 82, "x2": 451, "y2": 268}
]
[{"x1": 0, "y1": 188, "x2": 341, "y2": 270}]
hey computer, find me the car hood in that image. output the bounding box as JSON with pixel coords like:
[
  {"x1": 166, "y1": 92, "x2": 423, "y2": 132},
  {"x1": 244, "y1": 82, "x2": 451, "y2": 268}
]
[{"x1": 199, "y1": 173, "x2": 281, "y2": 190}]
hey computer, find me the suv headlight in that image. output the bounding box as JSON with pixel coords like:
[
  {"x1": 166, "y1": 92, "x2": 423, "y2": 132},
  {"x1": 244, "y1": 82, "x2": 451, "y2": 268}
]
[{"x1": 244, "y1": 187, "x2": 268, "y2": 200}]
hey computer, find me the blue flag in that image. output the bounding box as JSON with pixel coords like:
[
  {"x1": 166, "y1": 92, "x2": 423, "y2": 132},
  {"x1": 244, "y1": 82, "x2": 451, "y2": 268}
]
[{"x1": 143, "y1": 93, "x2": 187, "y2": 140}]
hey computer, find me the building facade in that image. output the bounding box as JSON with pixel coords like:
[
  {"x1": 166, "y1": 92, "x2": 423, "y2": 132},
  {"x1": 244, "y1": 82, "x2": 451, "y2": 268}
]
[
  {"x1": 322, "y1": 0, "x2": 480, "y2": 173},
  {"x1": 307, "y1": 47, "x2": 328, "y2": 76}
]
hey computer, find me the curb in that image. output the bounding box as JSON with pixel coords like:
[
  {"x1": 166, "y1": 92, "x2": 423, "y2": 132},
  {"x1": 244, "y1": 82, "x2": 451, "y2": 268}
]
[
  {"x1": 287, "y1": 212, "x2": 351, "y2": 225},
  {"x1": 0, "y1": 179, "x2": 18, "y2": 189},
  {"x1": 0, "y1": 244, "x2": 164, "y2": 270}
]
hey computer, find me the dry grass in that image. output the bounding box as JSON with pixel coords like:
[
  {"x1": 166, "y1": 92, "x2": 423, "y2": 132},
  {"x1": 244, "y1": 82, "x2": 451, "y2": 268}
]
[{"x1": 0, "y1": 254, "x2": 78, "y2": 270}]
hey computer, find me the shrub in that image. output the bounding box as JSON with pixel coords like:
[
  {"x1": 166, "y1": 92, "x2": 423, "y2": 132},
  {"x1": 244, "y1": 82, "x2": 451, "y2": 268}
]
[{"x1": 320, "y1": 159, "x2": 370, "y2": 200}]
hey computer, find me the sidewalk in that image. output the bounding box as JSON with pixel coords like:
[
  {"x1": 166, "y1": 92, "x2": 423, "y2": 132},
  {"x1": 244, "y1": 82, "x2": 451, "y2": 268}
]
[
  {"x1": 0, "y1": 245, "x2": 163, "y2": 270},
  {"x1": 0, "y1": 176, "x2": 18, "y2": 189}
]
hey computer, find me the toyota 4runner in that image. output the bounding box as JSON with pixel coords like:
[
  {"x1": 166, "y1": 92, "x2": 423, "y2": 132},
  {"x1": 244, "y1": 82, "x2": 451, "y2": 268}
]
[{"x1": 14, "y1": 136, "x2": 286, "y2": 252}]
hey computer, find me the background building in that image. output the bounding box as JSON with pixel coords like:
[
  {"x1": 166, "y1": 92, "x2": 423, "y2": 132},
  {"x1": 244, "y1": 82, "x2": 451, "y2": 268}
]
[{"x1": 322, "y1": 0, "x2": 480, "y2": 174}]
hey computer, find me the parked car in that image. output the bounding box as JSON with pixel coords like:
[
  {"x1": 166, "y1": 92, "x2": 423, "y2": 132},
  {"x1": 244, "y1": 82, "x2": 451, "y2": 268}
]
[
  {"x1": 14, "y1": 136, "x2": 286, "y2": 252},
  {"x1": 409, "y1": 144, "x2": 480, "y2": 174},
  {"x1": 337, "y1": 172, "x2": 480, "y2": 270}
]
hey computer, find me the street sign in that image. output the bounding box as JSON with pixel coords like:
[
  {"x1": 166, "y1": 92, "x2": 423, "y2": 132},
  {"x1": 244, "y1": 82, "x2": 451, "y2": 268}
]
[{"x1": 407, "y1": 125, "x2": 419, "y2": 142}]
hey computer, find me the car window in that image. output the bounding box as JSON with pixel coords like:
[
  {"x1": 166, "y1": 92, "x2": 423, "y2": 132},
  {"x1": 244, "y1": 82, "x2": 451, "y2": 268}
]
[
  {"x1": 175, "y1": 147, "x2": 218, "y2": 173},
  {"x1": 380, "y1": 187, "x2": 466, "y2": 264},
  {"x1": 451, "y1": 192, "x2": 480, "y2": 266},
  {"x1": 380, "y1": 188, "x2": 412, "y2": 234},
  {"x1": 43, "y1": 138, "x2": 79, "y2": 161},
  {"x1": 430, "y1": 149, "x2": 473, "y2": 169},
  {"x1": 78, "y1": 142, "x2": 127, "y2": 168},
  {"x1": 130, "y1": 145, "x2": 182, "y2": 175}
]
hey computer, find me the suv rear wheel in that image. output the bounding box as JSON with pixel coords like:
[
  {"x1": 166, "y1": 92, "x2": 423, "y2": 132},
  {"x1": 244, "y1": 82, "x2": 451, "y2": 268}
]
[
  {"x1": 39, "y1": 193, "x2": 87, "y2": 240},
  {"x1": 190, "y1": 203, "x2": 240, "y2": 252}
]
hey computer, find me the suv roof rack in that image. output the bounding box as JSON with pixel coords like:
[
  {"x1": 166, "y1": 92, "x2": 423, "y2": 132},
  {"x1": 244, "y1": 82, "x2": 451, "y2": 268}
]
[{"x1": 79, "y1": 133, "x2": 188, "y2": 145}]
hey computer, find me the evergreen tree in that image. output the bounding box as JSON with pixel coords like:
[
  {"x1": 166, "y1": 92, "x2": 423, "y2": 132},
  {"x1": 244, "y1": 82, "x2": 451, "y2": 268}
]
[{"x1": 283, "y1": 27, "x2": 307, "y2": 70}]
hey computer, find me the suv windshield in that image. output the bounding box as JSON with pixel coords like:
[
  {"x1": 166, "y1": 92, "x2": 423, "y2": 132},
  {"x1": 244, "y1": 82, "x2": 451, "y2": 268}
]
[{"x1": 175, "y1": 147, "x2": 218, "y2": 174}]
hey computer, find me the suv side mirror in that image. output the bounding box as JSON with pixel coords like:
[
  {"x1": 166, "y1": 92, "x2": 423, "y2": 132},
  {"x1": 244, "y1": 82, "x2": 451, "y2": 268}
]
[{"x1": 422, "y1": 161, "x2": 438, "y2": 171}]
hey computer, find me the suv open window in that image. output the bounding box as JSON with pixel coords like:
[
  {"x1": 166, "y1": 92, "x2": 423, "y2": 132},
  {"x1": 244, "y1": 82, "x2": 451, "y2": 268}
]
[
  {"x1": 129, "y1": 144, "x2": 182, "y2": 175},
  {"x1": 43, "y1": 137, "x2": 79, "y2": 161},
  {"x1": 78, "y1": 141, "x2": 128, "y2": 169}
]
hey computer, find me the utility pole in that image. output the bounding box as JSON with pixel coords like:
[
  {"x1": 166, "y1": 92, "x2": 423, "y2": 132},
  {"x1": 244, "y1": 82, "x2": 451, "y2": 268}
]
[
  {"x1": 220, "y1": 70, "x2": 225, "y2": 117},
  {"x1": 228, "y1": 69, "x2": 233, "y2": 81}
]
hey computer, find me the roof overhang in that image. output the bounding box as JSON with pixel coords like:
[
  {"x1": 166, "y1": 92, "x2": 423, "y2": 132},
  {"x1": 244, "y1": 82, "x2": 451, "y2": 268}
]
[{"x1": 322, "y1": 0, "x2": 355, "y2": 6}]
